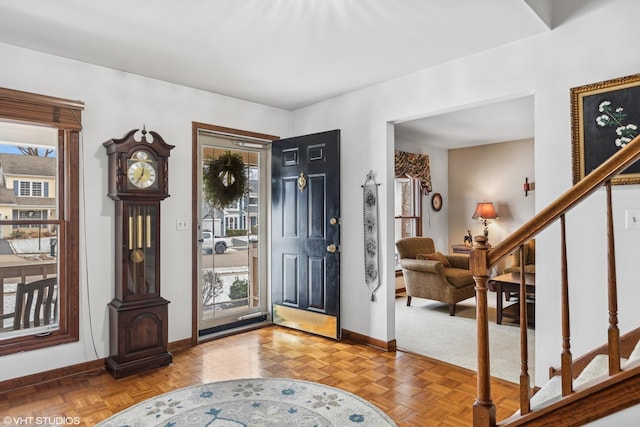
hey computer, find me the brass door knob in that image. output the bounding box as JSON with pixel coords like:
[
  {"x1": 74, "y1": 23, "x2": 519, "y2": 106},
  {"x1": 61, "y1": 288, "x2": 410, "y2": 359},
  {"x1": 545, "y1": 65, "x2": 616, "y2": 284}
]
[
  {"x1": 327, "y1": 244, "x2": 337, "y2": 253},
  {"x1": 329, "y1": 217, "x2": 338, "y2": 225}
]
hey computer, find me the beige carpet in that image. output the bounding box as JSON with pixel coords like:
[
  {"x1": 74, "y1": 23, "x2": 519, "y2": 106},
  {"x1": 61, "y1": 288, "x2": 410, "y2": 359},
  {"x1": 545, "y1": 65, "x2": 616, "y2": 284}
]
[{"x1": 395, "y1": 294, "x2": 535, "y2": 384}]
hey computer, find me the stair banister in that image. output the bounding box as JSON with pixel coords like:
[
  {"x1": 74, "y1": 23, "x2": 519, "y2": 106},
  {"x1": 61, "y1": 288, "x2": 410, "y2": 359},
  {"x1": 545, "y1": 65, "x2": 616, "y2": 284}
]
[
  {"x1": 483, "y1": 134, "x2": 640, "y2": 270},
  {"x1": 470, "y1": 133, "x2": 640, "y2": 427}
]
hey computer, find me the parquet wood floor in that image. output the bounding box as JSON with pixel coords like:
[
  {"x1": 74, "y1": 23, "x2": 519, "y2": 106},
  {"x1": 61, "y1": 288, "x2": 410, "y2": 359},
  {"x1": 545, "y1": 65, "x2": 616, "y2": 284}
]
[{"x1": 0, "y1": 326, "x2": 520, "y2": 426}]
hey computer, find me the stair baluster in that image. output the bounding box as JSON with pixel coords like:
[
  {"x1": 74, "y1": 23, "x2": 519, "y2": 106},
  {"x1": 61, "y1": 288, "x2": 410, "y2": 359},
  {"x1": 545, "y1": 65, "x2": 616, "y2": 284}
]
[
  {"x1": 519, "y1": 244, "x2": 531, "y2": 413},
  {"x1": 560, "y1": 214, "x2": 573, "y2": 396},
  {"x1": 606, "y1": 181, "x2": 621, "y2": 375}
]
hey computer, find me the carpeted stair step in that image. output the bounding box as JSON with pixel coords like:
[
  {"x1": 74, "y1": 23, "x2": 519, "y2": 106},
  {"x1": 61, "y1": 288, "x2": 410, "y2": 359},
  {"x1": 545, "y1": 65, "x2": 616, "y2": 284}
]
[
  {"x1": 528, "y1": 340, "x2": 640, "y2": 412},
  {"x1": 624, "y1": 337, "x2": 640, "y2": 367},
  {"x1": 528, "y1": 355, "x2": 623, "y2": 411},
  {"x1": 530, "y1": 375, "x2": 562, "y2": 410},
  {"x1": 574, "y1": 354, "x2": 627, "y2": 388}
]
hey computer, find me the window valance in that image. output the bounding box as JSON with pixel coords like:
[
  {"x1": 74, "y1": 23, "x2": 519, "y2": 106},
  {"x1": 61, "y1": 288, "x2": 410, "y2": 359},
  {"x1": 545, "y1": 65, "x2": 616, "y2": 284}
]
[
  {"x1": 394, "y1": 150, "x2": 431, "y2": 194},
  {"x1": 0, "y1": 87, "x2": 84, "y2": 131}
]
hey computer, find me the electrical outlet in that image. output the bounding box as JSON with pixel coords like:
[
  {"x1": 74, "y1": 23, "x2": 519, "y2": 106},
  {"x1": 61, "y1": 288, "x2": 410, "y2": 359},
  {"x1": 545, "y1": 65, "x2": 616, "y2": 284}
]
[
  {"x1": 625, "y1": 210, "x2": 640, "y2": 230},
  {"x1": 176, "y1": 218, "x2": 188, "y2": 231}
]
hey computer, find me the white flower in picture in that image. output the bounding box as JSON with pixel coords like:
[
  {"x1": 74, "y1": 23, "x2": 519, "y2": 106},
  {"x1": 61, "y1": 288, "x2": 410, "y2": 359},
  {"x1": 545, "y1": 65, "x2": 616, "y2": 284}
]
[
  {"x1": 595, "y1": 101, "x2": 638, "y2": 148},
  {"x1": 596, "y1": 115, "x2": 610, "y2": 126},
  {"x1": 598, "y1": 101, "x2": 611, "y2": 112},
  {"x1": 615, "y1": 124, "x2": 638, "y2": 147}
]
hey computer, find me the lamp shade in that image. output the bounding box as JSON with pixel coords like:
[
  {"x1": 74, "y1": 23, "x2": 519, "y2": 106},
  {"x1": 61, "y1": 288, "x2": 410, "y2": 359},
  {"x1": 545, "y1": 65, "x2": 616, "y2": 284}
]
[{"x1": 472, "y1": 202, "x2": 498, "y2": 220}]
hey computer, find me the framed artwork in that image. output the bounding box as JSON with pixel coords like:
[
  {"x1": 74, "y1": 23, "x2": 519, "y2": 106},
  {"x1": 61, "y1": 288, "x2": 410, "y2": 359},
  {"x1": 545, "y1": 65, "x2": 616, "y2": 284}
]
[{"x1": 571, "y1": 73, "x2": 640, "y2": 185}]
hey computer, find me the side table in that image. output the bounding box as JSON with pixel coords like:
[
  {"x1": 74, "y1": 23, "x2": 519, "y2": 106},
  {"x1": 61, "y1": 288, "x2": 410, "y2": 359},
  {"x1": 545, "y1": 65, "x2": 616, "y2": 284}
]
[
  {"x1": 488, "y1": 272, "x2": 536, "y2": 326},
  {"x1": 451, "y1": 244, "x2": 472, "y2": 254}
]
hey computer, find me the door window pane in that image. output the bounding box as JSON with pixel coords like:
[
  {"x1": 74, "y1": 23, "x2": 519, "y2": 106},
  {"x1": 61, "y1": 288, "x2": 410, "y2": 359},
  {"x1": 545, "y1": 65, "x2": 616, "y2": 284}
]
[{"x1": 197, "y1": 135, "x2": 267, "y2": 337}]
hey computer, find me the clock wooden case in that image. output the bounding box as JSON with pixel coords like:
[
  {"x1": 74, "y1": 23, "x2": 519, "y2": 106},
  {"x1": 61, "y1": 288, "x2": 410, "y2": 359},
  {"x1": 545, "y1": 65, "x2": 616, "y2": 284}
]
[{"x1": 103, "y1": 128, "x2": 175, "y2": 378}]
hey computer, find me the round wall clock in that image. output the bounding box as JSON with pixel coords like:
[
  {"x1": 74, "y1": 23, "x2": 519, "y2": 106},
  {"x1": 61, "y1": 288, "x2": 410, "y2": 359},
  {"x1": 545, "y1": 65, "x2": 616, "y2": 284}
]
[{"x1": 431, "y1": 193, "x2": 443, "y2": 211}]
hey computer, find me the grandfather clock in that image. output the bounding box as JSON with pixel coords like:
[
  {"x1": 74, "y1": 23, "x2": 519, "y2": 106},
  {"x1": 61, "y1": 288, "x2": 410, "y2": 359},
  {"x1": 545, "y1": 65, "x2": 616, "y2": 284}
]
[{"x1": 103, "y1": 128, "x2": 174, "y2": 378}]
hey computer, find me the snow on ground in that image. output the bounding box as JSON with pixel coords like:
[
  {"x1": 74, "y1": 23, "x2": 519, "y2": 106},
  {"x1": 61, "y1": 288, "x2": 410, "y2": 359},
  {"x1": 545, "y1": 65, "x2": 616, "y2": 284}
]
[{"x1": 9, "y1": 237, "x2": 54, "y2": 254}]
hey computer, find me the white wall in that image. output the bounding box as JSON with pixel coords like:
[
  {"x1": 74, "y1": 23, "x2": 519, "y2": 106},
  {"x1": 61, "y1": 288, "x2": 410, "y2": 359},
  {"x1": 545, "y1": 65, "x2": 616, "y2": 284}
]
[
  {"x1": 449, "y1": 139, "x2": 535, "y2": 269},
  {"x1": 293, "y1": 0, "x2": 640, "y2": 387},
  {"x1": 0, "y1": 42, "x2": 292, "y2": 381}
]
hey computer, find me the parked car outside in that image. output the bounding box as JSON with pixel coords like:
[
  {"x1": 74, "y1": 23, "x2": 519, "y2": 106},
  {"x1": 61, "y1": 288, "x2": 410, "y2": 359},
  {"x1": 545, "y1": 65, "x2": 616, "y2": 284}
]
[{"x1": 201, "y1": 230, "x2": 233, "y2": 254}]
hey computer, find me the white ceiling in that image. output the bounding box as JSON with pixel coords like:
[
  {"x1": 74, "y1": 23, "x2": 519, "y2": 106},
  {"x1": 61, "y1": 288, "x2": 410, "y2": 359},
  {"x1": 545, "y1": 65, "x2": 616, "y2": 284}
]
[
  {"x1": 395, "y1": 96, "x2": 536, "y2": 149},
  {"x1": 0, "y1": 0, "x2": 553, "y2": 111},
  {"x1": 0, "y1": 0, "x2": 598, "y2": 147}
]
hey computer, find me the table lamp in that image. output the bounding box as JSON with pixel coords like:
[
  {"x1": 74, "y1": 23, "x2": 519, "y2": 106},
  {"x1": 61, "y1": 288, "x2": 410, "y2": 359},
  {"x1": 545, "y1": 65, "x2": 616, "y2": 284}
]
[{"x1": 472, "y1": 202, "x2": 498, "y2": 238}]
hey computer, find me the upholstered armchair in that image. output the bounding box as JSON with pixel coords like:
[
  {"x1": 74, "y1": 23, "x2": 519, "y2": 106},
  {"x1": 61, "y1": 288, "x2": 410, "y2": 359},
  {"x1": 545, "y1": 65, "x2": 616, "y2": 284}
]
[
  {"x1": 395, "y1": 237, "x2": 476, "y2": 316},
  {"x1": 504, "y1": 239, "x2": 535, "y2": 274}
]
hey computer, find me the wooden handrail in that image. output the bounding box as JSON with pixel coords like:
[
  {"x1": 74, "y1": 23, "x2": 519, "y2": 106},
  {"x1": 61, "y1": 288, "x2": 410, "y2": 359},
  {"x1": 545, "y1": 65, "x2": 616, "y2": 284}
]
[
  {"x1": 484, "y1": 134, "x2": 640, "y2": 268},
  {"x1": 471, "y1": 133, "x2": 640, "y2": 427}
]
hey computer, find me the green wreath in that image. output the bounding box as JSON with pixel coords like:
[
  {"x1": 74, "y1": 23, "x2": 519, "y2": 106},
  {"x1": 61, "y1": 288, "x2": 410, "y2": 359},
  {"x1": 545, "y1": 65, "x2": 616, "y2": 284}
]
[{"x1": 203, "y1": 151, "x2": 247, "y2": 210}]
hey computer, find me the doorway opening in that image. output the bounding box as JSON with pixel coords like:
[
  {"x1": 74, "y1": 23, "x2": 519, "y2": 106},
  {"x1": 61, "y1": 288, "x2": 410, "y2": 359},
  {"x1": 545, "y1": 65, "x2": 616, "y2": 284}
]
[
  {"x1": 193, "y1": 124, "x2": 274, "y2": 341},
  {"x1": 392, "y1": 95, "x2": 535, "y2": 383}
]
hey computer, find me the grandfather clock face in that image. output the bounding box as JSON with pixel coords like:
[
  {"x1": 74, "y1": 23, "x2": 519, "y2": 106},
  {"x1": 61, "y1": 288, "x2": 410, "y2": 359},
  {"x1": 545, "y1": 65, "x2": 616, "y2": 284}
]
[{"x1": 126, "y1": 150, "x2": 159, "y2": 190}]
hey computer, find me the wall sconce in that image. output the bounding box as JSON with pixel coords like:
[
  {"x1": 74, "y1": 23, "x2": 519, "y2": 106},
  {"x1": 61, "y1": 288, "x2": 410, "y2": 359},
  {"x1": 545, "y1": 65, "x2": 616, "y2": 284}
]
[
  {"x1": 472, "y1": 202, "x2": 499, "y2": 238},
  {"x1": 524, "y1": 177, "x2": 532, "y2": 196}
]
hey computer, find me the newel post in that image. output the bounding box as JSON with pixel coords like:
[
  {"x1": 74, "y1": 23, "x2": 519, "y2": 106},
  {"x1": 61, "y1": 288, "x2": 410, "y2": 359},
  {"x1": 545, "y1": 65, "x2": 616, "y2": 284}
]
[{"x1": 471, "y1": 236, "x2": 496, "y2": 427}]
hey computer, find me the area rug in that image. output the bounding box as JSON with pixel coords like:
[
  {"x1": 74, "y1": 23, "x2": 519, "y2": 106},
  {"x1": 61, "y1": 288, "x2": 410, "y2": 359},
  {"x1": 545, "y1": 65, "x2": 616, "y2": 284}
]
[
  {"x1": 395, "y1": 295, "x2": 535, "y2": 384},
  {"x1": 97, "y1": 378, "x2": 397, "y2": 426}
]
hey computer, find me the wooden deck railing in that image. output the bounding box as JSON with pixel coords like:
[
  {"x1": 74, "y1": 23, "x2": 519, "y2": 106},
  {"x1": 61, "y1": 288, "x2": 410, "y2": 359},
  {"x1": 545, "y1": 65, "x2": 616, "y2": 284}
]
[
  {"x1": 470, "y1": 133, "x2": 640, "y2": 427},
  {"x1": 0, "y1": 259, "x2": 57, "y2": 322}
]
